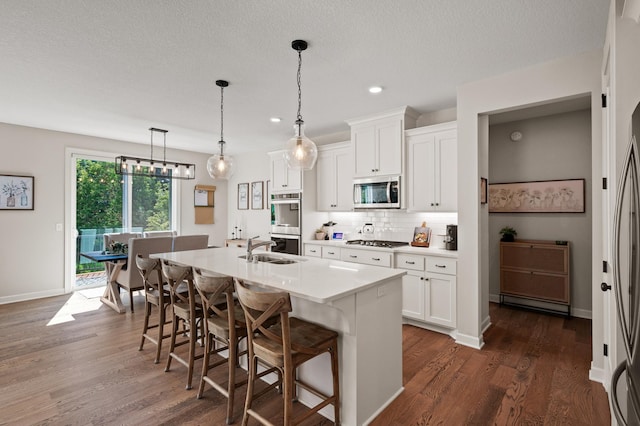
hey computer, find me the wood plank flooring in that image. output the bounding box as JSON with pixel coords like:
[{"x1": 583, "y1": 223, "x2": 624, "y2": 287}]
[{"x1": 0, "y1": 292, "x2": 609, "y2": 425}]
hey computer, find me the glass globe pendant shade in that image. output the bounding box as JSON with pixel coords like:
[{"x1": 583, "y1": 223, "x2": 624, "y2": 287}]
[
  {"x1": 207, "y1": 153, "x2": 234, "y2": 180},
  {"x1": 285, "y1": 121, "x2": 317, "y2": 170}
]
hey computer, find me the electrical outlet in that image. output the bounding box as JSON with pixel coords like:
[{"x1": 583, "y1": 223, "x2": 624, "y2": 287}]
[
  {"x1": 377, "y1": 286, "x2": 385, "y2": 297},
  {"x1": 55, "y1": 223, "x2": 63, "y2": 232}
]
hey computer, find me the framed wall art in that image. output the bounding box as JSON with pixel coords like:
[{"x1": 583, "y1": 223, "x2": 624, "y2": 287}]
[
  {"x1": 0, "y1": 175, "x2": 34, "y2": 210},
  {"x1": 488, "y1": 178, "x2": 585, "y2": 213},
  {"x1": 251, "y1": 181, "x2": 263, "y2": 210},
  {"x1": 237, "y1": 183, "x2": 249, "y2": 210}
]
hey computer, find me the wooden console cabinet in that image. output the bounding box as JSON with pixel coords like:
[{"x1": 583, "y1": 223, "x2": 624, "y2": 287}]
[{"x1": 500, "y1": 240, "x2": 570, "y2": 316}]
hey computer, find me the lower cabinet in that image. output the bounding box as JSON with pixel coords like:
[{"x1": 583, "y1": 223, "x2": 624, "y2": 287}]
[
  {"x1": 397, "y1": 253, "x2": 457, "y2": 328},
  {"x1": 304, "y1": 243, "x2": 341, "y2": 260}
]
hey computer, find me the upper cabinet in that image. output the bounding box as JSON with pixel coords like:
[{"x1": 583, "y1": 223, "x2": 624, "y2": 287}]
[
  {"x1": 269, "y1": 150, "x2": 302, "y2": 193},
  {"x1": 316, "y1": 142, "x2": 352, "y2": 211},
  {"x1": 406, "y1": 121, "x2": 457, "y2": 212},
  {"x1": 347, "y1": 106, "x2": 418, "y2": 178}
]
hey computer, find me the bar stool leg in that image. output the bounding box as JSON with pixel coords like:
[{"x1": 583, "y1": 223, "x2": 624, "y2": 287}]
[
  {"x1": 154, "y1": 303, "x2": 167, "y2": 364},
  {"x1": 186, "y1": 316, "x2": 197, "y2": 390},
  {"x1": 165, "y1": 314, "x2": 179, "y2": 372},
  {"x1": 330, "y1": 342, "x2": 341, "y2": 425},
  {"x1": 197, "y1": 332, "x2": 212, "y2": 399},
  {"x1": 139, "y1": 299, "x2": 151, "y2": 351},
  {"x1": 242, "y1": 355, "x2": 257, "y2": 426}
]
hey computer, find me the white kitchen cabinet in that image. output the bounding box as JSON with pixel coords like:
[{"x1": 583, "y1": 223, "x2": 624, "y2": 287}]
[
  {"x1": 347, "y1": 107, "x2": 417, "y2": 179},
  {"x1": 317, "y1": 142, "x2": 353, "y2": 211},
  {"x1": 396, "y1": 252, "x2": 457, "y2": 328},
  {"x1": 340, "y1": 247, "x2": 392, "y2": 268},
  {"x1": 406, "y1": 122, "x2": 457, "y2": 212},
  {"x1": 304, "y1": 244, "x2": 322, "y2": 258},
  {"x1": 269, "y1": 150, "x2": 302, "y2": 193},
  {"x1": 321, "y1": 246, "x2": 341, "y2": 259}
]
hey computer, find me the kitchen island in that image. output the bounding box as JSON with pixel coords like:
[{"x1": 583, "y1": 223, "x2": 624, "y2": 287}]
[{"x1": 152, "y1": 246, "x2": 405, "y2": 426}]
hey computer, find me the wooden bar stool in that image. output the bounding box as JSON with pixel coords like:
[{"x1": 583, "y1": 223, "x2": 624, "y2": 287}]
[
  {"x1": 135, "y1": 255, "x2": 172, "y2": 364},
  {"x1": 161, "y1": 260, "x2": 204, "y2": 390},
  {"x1": 193, "y1": 268, "x2": 248, "y2": 424},
  {"x1": 235, "y1": 278, "x2": 341, "y2": 426}
]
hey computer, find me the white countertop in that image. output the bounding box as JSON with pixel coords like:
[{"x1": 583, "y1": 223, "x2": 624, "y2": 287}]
[
  {"x1": 152, "y1": 247, "x2": 405, "y2": 304},
  {"x1": 303, "y1": 239, "x2": 458, "y2": 259}
]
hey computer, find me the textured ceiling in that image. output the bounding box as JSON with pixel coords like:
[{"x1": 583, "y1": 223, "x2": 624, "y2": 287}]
[{"x1": 0, "y1": 0, "x2": 609, "y2": 155}]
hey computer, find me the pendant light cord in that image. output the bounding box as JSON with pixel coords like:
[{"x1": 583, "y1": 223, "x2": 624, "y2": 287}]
[{"x1": 296, "y1": 48, "x2": 303, "y2": 123}]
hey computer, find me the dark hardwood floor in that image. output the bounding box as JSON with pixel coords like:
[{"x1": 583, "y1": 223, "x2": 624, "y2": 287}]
[{"x1": 0, "y1": 291, "x2": 609, "y2": 425}]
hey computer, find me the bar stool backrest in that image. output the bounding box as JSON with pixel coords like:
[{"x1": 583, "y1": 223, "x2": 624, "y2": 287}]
[{"x1": 193, "y1": 268, "x2": 235, "y2": 325}]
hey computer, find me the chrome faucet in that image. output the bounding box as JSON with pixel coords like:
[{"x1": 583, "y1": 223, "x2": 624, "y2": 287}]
[{"x1": 246, "y1": 236, "x2": 276, "y2": 262}]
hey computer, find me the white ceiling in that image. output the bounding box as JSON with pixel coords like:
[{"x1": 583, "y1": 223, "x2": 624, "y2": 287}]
[{"x1": 0, "y1": 0, "x2": 609, "y2": 156}]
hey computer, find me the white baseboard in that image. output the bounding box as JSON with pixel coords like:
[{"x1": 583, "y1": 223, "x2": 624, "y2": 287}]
[
  {"x1": 362, "y1": 386, "x2": 404, "y2": 425},
  {"x1": 455, "y1": 332, "x2": 484, "y2": 350},
  {"x1": 0, "y1": 288, "x2": 66, "y2": 305},
  {"x1": 481, "y1": 315, "x2": 492, "y2": 333},
  {"x1": 589, "y1": 363, "x2": 607, "y2": 387}
]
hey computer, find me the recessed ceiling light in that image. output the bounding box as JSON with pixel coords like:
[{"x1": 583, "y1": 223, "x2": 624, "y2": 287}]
[
  {"x1": 369, "y1": 86, "x2": 383, "y2": 94},
  {"x1": 270, "y1": 117, "x2": 281, "y2": 123}
]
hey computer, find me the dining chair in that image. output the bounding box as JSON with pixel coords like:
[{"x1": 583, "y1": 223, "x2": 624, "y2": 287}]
[
  {"x1": 235, "y1": 278, "x2": 341, "y2": 426},
  {"x1": 135, "y1": 255, "x2": 172, "y2": 364},
  {"x1": 102, "y1": 232, "x2": 141, "y2": 276},
  {"x1": 143, "y1": 230, "x2": 177, "y2": 238},
  {"x1": 114, "y1": 236, "x2": 173, "y2": 313},
  {"x1": 173, "y1": 234, "x2": 209, "y2": 252},
  {"x1": 193, "y1": 268, "x2": 248, "y2": 424},
  {"x1": 161, "y1": 260, "x2": 204, "y2": 390}
]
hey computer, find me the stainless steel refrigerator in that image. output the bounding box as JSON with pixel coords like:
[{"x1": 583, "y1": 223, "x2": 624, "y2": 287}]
[{"x1": 612, "y1": 101, "x2": 640, "y2": 425}]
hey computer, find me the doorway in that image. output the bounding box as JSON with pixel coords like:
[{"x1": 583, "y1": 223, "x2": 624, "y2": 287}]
[
  {"x1": 486, "y1": 98, "x2": 593, "y2": 317},
  {"x1": 65, "y1": 148, "x2": 177, "y2": 292}
]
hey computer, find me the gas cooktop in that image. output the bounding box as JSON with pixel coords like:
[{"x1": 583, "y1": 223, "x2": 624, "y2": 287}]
[{"x1": 345, "y1": 240, "x2": 409, "y2": 248}]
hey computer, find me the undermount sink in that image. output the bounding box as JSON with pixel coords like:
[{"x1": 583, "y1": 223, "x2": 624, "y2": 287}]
[{"x1": 238, "y1": 254, "x2": 300, "y2": 264}]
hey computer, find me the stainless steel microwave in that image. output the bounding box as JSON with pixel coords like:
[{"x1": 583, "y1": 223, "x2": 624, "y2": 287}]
[{"x1": 353, "y1": 176, "x2": 400, "y2": 209}]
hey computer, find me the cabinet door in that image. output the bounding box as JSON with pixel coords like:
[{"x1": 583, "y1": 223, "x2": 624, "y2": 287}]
[
  {"x1": 407, "y1": 135, "x2": 436, "y2": 211},
  {"x1": 286, "y1": 165, "x2": 302, "y2": 192},
  {"x1": 402, "y1": 272, "x2": 426, "y2": 320},
  {"x1": 322, "y1": 246, "x2": 341, "y2": 259},
  {"x1": 436, "y1": 130, "x2": 457, "y2": 211},
  {"x1": 316, "y1": 150, "x2": 334, "y2": 210},
  {"x1": 270, "y1": 154, "x2": 289, "y2": 191},
  {"x1": 425, "y1": 272, "x2": 456, "y2": 328},
  {"x1": 334, "y1": 147, "x2": 353, "y2": 210},
  {"x1": 352, "y1": 125, "x2": 376, "y2": 177},
  {"x1": 376, "y1": 119, "x2": 403, "y2": 176}
]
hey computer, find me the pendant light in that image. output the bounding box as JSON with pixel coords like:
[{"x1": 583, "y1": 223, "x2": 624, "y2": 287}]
[
  {"x1": 207, "y1": 80, "x2": 235, "y2": 179},
  {"x1": 284, "y1": 40, "x2": 318, "y2": 171}
]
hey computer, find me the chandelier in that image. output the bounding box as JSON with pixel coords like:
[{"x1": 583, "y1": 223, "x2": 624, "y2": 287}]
[
  {"x1": 115, "y1": 128, "x2": 196, "y2": 180},
  {"x1": 207, "y1": 80, "x2": 235, "y2": 179},
  {"x1": 284, "y1": 40, "x2": 318, "y2": 171}
]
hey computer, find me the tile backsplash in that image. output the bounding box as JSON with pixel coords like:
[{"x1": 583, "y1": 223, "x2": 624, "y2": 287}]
[{"x1": 325, "y1": 211, "x2": 458, "y2": 249}]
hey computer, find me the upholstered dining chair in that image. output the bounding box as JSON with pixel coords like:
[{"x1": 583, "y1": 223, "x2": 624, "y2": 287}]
[
  {"x1": 173, "y1": 234, "x2": 209, "y2": 252},
  {"x1": 102, "y1": 232, "x2": 141, "y2": 276},
  {"x1": 114, "y1": 236, "x2": 173, "y2": 313},
  {"x1": 235, "y1": 278, "x2": 341, "y2": 426},
  {"x1": 143, "y1": 230, "x2": 177, "y2": 238}
]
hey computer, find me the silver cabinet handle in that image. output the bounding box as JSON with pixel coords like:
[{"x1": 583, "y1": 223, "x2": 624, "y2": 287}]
[
  {"x1": 310, "y1": 249, "x2": 317, "y2": 253},
  {"x1": 327, "y1": 251, "x2": 335, "y2": 255},
  {"x1": 350, "y1": 255, "x2": 358, "y2": 258},
  {"x1": 406, "y1": 261, "x2": 415, "y2": 265},
  {"x1": 435, "y1": 264, "x2": 446, "y2": 268},
  {"x1": 372, "y1": 257, "x2": 381, "y2": 261}
]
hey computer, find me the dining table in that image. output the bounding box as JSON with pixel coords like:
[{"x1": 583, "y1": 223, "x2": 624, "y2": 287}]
[{"x1": 80, "y1": 250, "x2": 128, "y2": 313}]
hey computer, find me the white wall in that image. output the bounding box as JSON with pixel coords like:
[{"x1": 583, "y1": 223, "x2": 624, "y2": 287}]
[
  {"x1": 457, "y1": 49, "x2": 602, "y2": 353},
  {"x1": 488, "y1": 110, "x2": 593, "y2": 316},
  {"x1": 0, "y1": 122, "x2": 225, "y2": 302}
]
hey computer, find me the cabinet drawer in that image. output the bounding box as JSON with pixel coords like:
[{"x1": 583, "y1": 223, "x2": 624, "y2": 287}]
[
  {"x1": 500, "y1": 269, "x2": 569, "y2": 304},
  {"x1": 396, "y1": 253, "x2": 425, "y2": 271},
  {"x1": 425, "y1": 257, "x2": 457, "y2": 275},
  {"x1": 322, "y1": 246, "x2": 341, "y2": 259},
  {"x1": 500, "y1": 243, "x2": 568, "y2": 274},
  {"x1": 340, "y1": 248, "x2": 392, "y2": 267},
  {"x1": 304, "y1": 244, "x2": 322, "y2": 258}
]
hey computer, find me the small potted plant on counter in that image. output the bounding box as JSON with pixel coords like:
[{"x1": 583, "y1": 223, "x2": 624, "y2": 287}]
[
  {"x1": 499, "y1": 226, "x2": 517, "y2": 242},
  {"x1": 315, "y1": 228, "x2": 327, "y2": 240}
]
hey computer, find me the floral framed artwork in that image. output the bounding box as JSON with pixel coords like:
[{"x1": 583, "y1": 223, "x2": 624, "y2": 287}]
[
  {"x1": 0, "y1": 175, "x2": 34, "y2": 210},
  {"x1": 488, "y1": 178, "x2": 585, "y2": 213},
  {"x1": 237, "y1": 183, "x2": 249, "y2": 210},
  {"x1": 251, "y1": 181, "x2": 263, "y2": 210}
]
